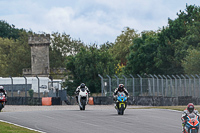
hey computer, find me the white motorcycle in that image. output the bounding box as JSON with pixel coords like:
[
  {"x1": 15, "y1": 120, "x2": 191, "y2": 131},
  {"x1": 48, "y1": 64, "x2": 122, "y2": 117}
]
[{"x1": 78, "y1": 88, "x2": 89, "y2": 110}]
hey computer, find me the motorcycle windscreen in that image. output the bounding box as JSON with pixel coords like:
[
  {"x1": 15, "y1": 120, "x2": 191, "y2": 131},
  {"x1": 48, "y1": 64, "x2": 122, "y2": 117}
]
[{"x1": 81, "y1": 88, "x2": 86, "y2": 92}]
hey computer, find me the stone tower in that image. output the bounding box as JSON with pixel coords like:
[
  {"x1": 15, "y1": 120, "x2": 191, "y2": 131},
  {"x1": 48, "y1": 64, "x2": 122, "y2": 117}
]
[{"x1": 28, "y1": 34, "x2": 50, "y2": 77}]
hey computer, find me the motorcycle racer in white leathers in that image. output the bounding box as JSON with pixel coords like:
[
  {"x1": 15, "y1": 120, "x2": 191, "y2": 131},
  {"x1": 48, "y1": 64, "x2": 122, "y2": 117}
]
[{"x1": 75, "y1": 83, "x2": 90, "y2": 103}]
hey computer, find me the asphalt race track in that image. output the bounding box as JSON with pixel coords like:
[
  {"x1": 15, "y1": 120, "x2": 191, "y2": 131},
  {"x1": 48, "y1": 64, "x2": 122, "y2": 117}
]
[{"x1": 0, "y1": 106, "x2": 182, "y2": 133}]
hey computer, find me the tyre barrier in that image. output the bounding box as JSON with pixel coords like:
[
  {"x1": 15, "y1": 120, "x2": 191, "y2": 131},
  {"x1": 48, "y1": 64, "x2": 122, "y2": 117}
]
[
  {"x1": 88, "y1": 97, "x2": 94, "y2": 105},
  {"x1": 42, "y1": 97, "x2": 52, "y2": 106}
]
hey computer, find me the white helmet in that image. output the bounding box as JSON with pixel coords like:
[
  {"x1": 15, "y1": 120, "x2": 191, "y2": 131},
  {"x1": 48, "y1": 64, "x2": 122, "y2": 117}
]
[{"x1": 0, "y1": 86, "x2": 4, "y2": 89}]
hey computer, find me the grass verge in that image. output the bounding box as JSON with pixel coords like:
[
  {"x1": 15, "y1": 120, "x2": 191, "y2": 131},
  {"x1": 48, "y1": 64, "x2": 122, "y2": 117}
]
[
  {"x1": 129, "y1": 105, "x2": 200, "y2": 112},
  {"x1": 0, "y1": 121, "x2": 39, "y2": 133}
]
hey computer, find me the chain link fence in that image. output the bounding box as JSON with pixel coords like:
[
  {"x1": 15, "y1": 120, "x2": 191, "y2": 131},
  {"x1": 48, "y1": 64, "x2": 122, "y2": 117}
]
[
  {"x1": 98, "y1": 74, "x2": 200, "y2": 98},
  {"x1": 2, "y1": 74, "x2": 200, "y2": 99}
]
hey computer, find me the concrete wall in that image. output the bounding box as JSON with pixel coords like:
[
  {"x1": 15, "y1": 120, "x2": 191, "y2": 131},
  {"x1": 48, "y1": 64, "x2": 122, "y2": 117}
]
[
  {"x1": 133, "y1": 96, "x2": 178, "y2": 106},
  {"x1": 92, "y1": 96, "x2": 198, "y2": 106},
  {"x1": 6, "y1": 96, "x2": 200, "y2": 106},
  {"x1": 6, "y1": 97, "x2": 42, "y2": 105},
  {"x1": 6, "y1": 97, "x2": 61, "y2": 105}
]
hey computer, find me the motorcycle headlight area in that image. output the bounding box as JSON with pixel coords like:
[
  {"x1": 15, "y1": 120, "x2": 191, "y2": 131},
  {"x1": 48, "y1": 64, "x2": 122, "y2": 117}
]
[{"x1": 117, "y1": 97, "x2": 123, "y2": 102}]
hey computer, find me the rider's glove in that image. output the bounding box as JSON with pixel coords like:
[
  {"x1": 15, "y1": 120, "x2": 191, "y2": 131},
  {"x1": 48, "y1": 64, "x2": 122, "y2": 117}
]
[
  {"x1": 113, "y1": 96, "x2": 117, "y2": 101},
  {"x1": 182, "y1": 119, "x2": 187, "y2": 125},
  {"x1": 75, "y1": 91, "x2": 79, "y2": 94}
]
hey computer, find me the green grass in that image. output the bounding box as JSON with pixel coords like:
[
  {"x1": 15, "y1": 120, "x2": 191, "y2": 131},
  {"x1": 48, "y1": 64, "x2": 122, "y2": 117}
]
[
  {"x1": 129, "y1": 105, "x2": 200, "y2": 112},
  {"x1": 0, "y1": 121, "x2": 39, "y2": 133}
]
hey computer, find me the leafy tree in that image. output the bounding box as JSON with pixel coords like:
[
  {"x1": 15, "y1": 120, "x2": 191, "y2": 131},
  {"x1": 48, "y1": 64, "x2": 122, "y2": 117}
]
[
  {"x1": 0, "y1": 32, "x2": 31, "y2": 77},
  {"x1": 158, "y1": 4, "x2": 199, "y2": 44},
  {"x1": 0, "y1": 20, "x2": 31, "y2": 77},
  {"x1": 6, "y1": 32, "x2": 31, "y2": 76},
  {"x1": 125, "y1": 31, "x2": 160, "y2": 75},
  {"x1": 0, "y1": 20, "x2": 24, "y2": 40},
  {"x1": 49, "y1": 47, "x2": 65, "y2": 68},
  {"x1": 156, "y1": 4, "x2": 200, "y2": 75},
  {"x1": 28, "y1": 89, "x2": 34, "y2": 98},
  {"x1": 0, "y1": 37, "x2": 15, "y2": 76},
  {"x1": 182, "y1": 48, "x2": 200, "y2": 74},
  {"x1": 115, "y1": 63, "x2": 125, "y2": 76},
  {"x1": 0, "y1": 38, "x2": 9, "y2": 76},
  {"x1": 50, "y1": 32, "x2": 85, "y2": 68},
  {"x1": 109, "y1": 27, "x2": 139, "y2": 65},
  {"x1": 65, "y1": 44, "x2": 117, "y2": 94}
]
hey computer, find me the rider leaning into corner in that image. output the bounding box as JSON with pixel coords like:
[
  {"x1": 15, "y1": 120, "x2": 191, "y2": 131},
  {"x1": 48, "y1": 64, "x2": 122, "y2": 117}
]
[
  {"x1": 113, "y1": 84, "x2": 129, "y2": 108},
  {"x1": 0, "y1": 86, "x2": 7, "y2": 98},
  {"x1": 75, "y1": 83, "x2": 90, "y2": 103},
  {"x1": 181, "y1": 103, "x2": 200, "y2": 132}
]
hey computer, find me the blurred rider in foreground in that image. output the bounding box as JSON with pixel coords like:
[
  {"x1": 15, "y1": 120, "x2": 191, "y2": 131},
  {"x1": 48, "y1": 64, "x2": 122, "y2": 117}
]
[
  {"x1": 0, "y1": 86, "x2": 7, "y2": 97},
  {"x1": 181, "y1": 103, "x2": 200, "y2": 132}
]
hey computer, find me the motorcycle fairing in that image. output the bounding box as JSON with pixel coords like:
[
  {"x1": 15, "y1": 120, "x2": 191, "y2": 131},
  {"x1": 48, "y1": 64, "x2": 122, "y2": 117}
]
[
  {"x1": 117, "y1": 92, "x2": 127, "y2": 109},
  {"x1": 185, "y1": 113, "x2": 199, "y2": 132}
]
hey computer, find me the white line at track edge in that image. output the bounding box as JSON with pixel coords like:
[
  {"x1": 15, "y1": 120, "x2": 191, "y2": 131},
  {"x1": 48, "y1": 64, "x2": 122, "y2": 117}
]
[
  {"x1": 147, "y1": 108, "x2": 182, "y2": 113},
  {"x1": 0, "y1": 120, "x2": 46, "y2": 133}
]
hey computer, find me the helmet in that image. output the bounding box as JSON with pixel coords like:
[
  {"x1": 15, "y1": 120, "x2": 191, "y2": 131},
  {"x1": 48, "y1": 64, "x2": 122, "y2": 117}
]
[
  {"x1": 80, "y1": 83, "x2": 85, "y2": 88},
  {"x1": 118, "y1": 84, "x2": 124, "y2": 92},
  {"x1": 187, "y1": 103, "x2": 194, "y2": 113},
  {"x1": 0, "y1": 86, "x2": 4, "y2": 89}
]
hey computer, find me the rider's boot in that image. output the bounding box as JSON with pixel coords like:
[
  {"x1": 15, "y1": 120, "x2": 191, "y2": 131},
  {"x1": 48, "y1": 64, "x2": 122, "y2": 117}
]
[
  {"x1": 182, "y1": 124, "x2": 185, "y2": 133},
  {"x1": 114, "y1": 103, "x2": 117, "y2": 109},
  {"x1": 76, "y1": 96, "x2": 78, "y2": 104}
]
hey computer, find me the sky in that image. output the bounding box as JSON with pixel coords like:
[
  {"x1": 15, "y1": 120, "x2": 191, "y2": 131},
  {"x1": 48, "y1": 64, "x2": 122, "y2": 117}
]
[{"x1": 1, "y1": 0, "x2": 200, "y2": 45}]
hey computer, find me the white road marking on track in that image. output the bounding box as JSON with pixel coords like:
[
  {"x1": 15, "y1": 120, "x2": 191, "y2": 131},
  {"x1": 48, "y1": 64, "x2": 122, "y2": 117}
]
[
  {"x1": 78, "y1": 120, "x2": 100, "y2": 127},
  {"x1": 43, "y1": 115, "x2": 56, "y2": 120},
  {"x1": 166, "y1": 109, "x2": 182, "y2": 113},
  {"x1": 0, "y1": 120, "x2": 46, "y2": 133}
]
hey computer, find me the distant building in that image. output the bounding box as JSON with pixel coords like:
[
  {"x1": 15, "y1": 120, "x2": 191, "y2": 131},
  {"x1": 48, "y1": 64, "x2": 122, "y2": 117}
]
[
  {"x1": 22, "y1": 34, "x2": 68, "y2": 80},
  {"x1": 0, "y1": 77, "x2": 62, "y2": 93},
  {"x1": 23, "y1": 34, "x2": 50, "y2": 77}
]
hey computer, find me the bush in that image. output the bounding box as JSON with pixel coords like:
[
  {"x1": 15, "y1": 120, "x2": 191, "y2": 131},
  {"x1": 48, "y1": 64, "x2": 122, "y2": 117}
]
[{"x1": 28, "y1": 89, "x2": 34, "y2": 98}]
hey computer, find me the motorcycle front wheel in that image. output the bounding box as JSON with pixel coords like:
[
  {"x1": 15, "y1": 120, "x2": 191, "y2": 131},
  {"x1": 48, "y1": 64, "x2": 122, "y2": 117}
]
[
  {"x1": 0, "y1": 103, "x2": 3, "y2": 112},
  {"x1": 118, "y1": 104, "x2": 124, "y2": 115},
  {"x1": 82, "y1": 99, "x2": 86, "y2": 110},
  {"x1": 190, "y1": 129, "x2": 198, "y2": 133}
]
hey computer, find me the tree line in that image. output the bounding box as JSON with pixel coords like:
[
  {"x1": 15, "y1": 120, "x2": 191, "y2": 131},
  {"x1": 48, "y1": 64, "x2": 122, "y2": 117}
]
[{"x1": 0, "y1": 4, "x2": 200, "y2": 95}]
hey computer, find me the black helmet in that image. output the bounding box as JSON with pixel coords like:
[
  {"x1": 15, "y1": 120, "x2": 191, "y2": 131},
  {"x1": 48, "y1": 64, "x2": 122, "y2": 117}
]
[
  {"x1": 187, "y1": 103, "x2": 194, "y2": 113},
  {"x1": 118, "y1": 84, "x2": 124, "y2": 92},
  {"x1": 80, "y1": 83, "x2": 85, "y2": 88}
]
